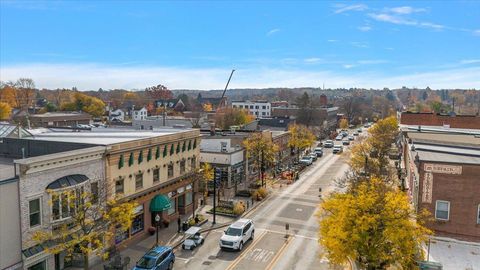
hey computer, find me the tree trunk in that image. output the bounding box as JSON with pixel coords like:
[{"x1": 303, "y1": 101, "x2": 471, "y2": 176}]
[{"x1": 83, "y1": 254, "x2": 89, "y2": 270}]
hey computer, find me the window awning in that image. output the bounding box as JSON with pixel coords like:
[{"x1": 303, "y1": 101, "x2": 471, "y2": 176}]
[{"x1": 149, "y1": 194, "x2": 172, "y2": 212}]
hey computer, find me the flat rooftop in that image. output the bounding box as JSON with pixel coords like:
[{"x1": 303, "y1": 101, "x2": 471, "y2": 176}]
[
  {"x1": 406, "y1": 131, "x2": 480, "y2": 146},
  {"x1": 0, "y1": 157, "x2": 15, "y2": 181},
  {"x1": 25, "y1": 127, "x2": 195, "y2": 145}
]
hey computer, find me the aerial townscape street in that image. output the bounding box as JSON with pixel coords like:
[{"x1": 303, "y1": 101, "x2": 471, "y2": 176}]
[{"x1": 1, "y1": 1, "x2": 480, "y2": 270}]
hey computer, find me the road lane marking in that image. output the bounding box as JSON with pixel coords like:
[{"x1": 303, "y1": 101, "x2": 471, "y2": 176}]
[
  {"x1": 264, "y1": 236, "x2": 294, "y2": 270},
  {"x1": 263, "y1": 229, "x2": 318, "y2": 241},
  {"x1": 224, "y1": 230, "x2": 268, "y2": 270}
]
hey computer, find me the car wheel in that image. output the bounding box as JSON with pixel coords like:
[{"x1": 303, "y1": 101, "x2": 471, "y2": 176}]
[
  {"x1": 168, "y1": 261, "x2": 174, "y2": 270},
  {"x1": 201, "y1": 239, "x2": 204, "y2": 245},
  {"x1": 250, "y1": 231, "x2": 254, "y2": 240},
  {"x1": 238, "y1": 242, "x2": 243, "y2": 251}
]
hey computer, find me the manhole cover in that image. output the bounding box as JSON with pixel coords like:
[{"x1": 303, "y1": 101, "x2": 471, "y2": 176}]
[
  {"x1": 202, "y1": 261, "x2": 212, "y2": 265},
  {"x1": 208, "y1": 255, "x2": 217, "y2": 260}
]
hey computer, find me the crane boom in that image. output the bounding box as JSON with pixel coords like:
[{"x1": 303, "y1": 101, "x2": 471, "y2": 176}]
[{"x1": 218, "y1": 69, "x2": 235, "y2": 109}]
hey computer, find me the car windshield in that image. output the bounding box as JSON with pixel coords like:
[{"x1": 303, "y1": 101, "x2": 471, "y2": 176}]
[
  {"x1": 226, "y1": 227, "x2": 243, "y2": 236},
  {"x1": 136, "y1": 256, "x2": 157, "y2": 269}
]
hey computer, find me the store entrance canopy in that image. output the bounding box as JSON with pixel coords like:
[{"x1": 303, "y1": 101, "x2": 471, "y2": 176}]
[{"x1": 149, "y1": 194, "x2": 172, "y2": 212}]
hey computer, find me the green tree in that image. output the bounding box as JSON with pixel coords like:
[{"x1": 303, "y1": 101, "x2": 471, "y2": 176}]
[
  {"x1": 318, "y1": 177, "x2": 431, "y2": 270},
  {"x1": 296, "y1": 92, "x2": 313, "y2": 126}
]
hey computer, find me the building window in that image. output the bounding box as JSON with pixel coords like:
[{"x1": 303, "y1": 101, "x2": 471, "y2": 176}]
[
  {"x1": 168, "y1": 164, "x2": 174, "y2": 178},
  {"x1": 52, "y1": 191, "x2": 75, "y2": 221},
  {"x1": 262, "y1": 105, "x2": 266, "y2": 109},
  {"x1": 233, "y1": 105, "x2": 237, "y2": 108},
  {"x1": 28, "y1": 261, "x2": 46, "y2": 270},
  {"x1": 180, "y1": 160, "x2": 186, "y2": 174},
  {"x1": 435, "y1": 200, "x2": 450, "y2": 221},
  {"x1": 262, "y1": 112, "x2": 266, "y2": 116},
  {"x1": 250, "y1": 105, "x2": 253, "y2": 109},
  {"x1": 135, "y1": 173, "x2": 143, "y2": 190},
  {"x1": 167, "y1": 199, "x2": 176, "y2": 215},
  {"x1": 29, "y1": 198, "x2": 41, "y2": 227},
  {"x1": 91, "y1": 182, "x2": 99, "y2": 204},
  {"x1": 477, "y1": 204, "x2": 480, "y2": 224},
  {"x1": 185, "y1": 192, "x2": 192, "y2": 205},
  {"x1": 115, "y1": 179, "x2": 124, "y2": 194},
  {"x1": 131, "y1": 213, "x2": 144, "y2": 235},
  {"x1": 153, "y1": 168, "x2": 160, "y2": 183},
  {"x1": 191, "y1": 157, "x2": 196, "y2": 170}
]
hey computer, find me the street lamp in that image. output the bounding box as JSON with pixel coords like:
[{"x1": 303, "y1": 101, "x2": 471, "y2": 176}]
[{"x1": 155, "y1": 214, "x2": 160, "y2": 246}]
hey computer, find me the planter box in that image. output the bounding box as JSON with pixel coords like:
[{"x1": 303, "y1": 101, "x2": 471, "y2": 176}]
[{"x1": 206, "y1": 209, "x2": 239, "y2": 218}]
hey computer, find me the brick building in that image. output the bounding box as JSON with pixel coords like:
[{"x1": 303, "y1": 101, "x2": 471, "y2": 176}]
[
  {"x1": 400, "y1": 112, "x2": 480, "y2": 129},
  {"x1": 402, "y1": 128, "x2": 480, "y2": 242}
]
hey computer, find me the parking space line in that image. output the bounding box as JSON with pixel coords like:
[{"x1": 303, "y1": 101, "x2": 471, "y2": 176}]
[
  {"x1": 265, "y1": 236, "x2": 294, "y2": 270},
  {"x1": 224, "y1": 230, "x2": 268, "y2": 270}
]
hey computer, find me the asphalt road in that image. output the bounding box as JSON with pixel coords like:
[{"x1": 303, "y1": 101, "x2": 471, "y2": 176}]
[{"x1": 173, "y1": 140, "x2": 354, "y2": 270}]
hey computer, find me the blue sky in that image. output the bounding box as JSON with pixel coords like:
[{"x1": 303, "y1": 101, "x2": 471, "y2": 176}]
[{"x1": 1, "y1": 1, "x2": 479, "y2": 90}]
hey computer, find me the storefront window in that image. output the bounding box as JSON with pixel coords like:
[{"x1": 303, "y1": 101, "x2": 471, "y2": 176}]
[
  {"x1": 167, "y1": 199, "x2": 176, "y2": 215},
  {"x1": 185, "y1": 192, "x2": 192, "y2": 206},
  {"x1": 131, "y1": 214, "x2": 144, "y2": 235},
  {"x1": 28, "y1": 261, "x2": 46, "y2": 270},
  {"x1": 115, "y1": 226, "x2": 129, "y2": 244}
]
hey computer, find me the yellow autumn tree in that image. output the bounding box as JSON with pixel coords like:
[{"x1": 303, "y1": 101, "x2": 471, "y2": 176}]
[
  {"x1": 215, "y1": 107, "x2": 254, "y2": 129},
  {"x1": 288, "y1": 123, "x2": 316, "y2": 160},
  {"x1": 339, "y1": 118, "x2": 349, "y2": 129},
  {"x1": 243, "y1": 133, "x2": 279, "y2": 187},
  {"x1": 202, "y1": 103, "x2": 213, "y2": 112},
  {"x1": 0, "y1": 102, "x2": 12, "y2": 120},
  {"x1": 318, "y1": 177, "x2": 431, "y2": 270},
  {"x1": 33, "y1": 187, "x2": 136, "y2": 270},
  {"x1": 61, "y1": 92, "x2": 106, "y2": 117},
  {"x1": 199, "y1": 162, "x2": 214, "y2": 197}
]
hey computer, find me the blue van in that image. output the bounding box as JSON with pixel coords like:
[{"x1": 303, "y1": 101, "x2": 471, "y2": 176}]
[{"x1": 133, "y1": 246, "x2": 175, "y2": 270}]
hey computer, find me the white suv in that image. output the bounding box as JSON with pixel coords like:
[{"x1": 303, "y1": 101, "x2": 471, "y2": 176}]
[{"x1": 219, "y1": 219, "x2": 254, "y2": 251}]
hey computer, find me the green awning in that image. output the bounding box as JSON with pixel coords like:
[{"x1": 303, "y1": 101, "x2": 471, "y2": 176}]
[{"x1": 149, "y1": 194, "x2": 172, "y2": 212}]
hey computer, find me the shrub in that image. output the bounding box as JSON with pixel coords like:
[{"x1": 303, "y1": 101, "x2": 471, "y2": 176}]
[
  {"x1": 257, "y1": 187, "x2": 268, "y2": 198},
  {"x1": 233, "y1": 202, "x2": 245, "y2": 216}
]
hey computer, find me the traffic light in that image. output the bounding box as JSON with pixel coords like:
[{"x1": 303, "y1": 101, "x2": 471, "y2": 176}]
[{"x1": 214, "y1": 168, "x2": 222, "y2": 187}]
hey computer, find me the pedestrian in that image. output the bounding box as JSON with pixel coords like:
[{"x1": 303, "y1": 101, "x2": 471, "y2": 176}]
[
  {"x1": 194, "y1": 215, "x2": 199, "y2": 224},
  {"x1": 177, "y1": 217, "x2": 181, "y2": 233}
]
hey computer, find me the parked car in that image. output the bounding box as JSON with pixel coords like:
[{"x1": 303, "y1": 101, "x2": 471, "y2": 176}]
[
  {"x1": 348, "y1": 135, "x2": 354, "y2": 141},
  {"x1": 323, "y1": 140, "x2": 334, "y2": 148},
  {"x1": 309, "y1": 153, "x2": 318, "y2": 161},
  {"x1": 335, "y1": 135, "x2": 343, "y2": 141},
  {"x1": 299, "y1": 156, "x2": 314, "y2": 166},
  {"x1": 353, "y1": 132, "x2": 359, "y2": 136},
  {"x1": 341, "y1": 131, "x2": 348, "y2": 137},
  {"x1": 314, "y1": 147, "x2": 323, "y2": 157},
  {"x1": 182, "y1": 226, "x2": 204, "y2": 250},
  {"x1": 332, "y1": 145, "x2": 344, "y2": 154},
  {"x1": 342, "y1": 139, "x2": 350, "y2": 145},
  {"x1": 133, "y1": 246, "x2": 175, "y2": 270},
  {"x1": 219, "y1": 219, "x2": 255, "y2": 251},
  {"x1": 357, "y1": 128, "x2": 362, "y2": 133}
]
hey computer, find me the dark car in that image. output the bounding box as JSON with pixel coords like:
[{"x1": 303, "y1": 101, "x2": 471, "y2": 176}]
[
  {"x1": 133, "y1": 246, "x2": 175, "y2": 270},
  {"x1": 314, "y1": 147, "x2": 323, "y2": 157}
]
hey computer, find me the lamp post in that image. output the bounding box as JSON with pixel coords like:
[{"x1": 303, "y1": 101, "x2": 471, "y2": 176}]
[{"x1": 155, "y1": 214, "x2": 160, "y2": 246}]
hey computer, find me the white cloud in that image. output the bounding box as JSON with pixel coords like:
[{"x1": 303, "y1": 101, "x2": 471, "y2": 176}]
[
  {"x1": 387, "y1": 6, "x2": 426, "y2": 14},
  {"x1": 1, "y1": 63, "x2": 478, "y2": 90},
  {"x1": 473, "y1": 29, "x2": 480, "y2": 36},
  {"x1": 266, "y1": 28, "x2": 280, "y2": 36},
  {"x1": 334, "y1": 4, "x2": 368, "y2": 14},
  {"x1": 343, "y1": 64, "x2": 355, "y2": 69},
  {"x1": 350, "y1": 41, "x2": 369, "y2": 48},
  {"x1": 368, "y1": 13, "x2": 416, "y2": 26},
  {"x1": 358, "y1": 25, "x2": 372, "y2": 32},
  {"x1": 357, "y1": 60, "x2": 388, "y2": 65},
  {"x1": 304, "y1": 58, "x2": 323, "y2": 63},
  {"x1": 460, "y1": 59, "x2": 480, "y2": 64},
  {"x1": 327, "y1": 39, "x2": 338, "y2": 42}
]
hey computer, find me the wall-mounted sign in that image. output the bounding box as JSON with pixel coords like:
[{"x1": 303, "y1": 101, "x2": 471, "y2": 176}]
[
  {"x1": 422, "y1": 172, "x2": 433, "y2": 203},
  {"x1": 133, "y1": 204, "x2": 144, "y2": 215},
  {"x1": 424, "y1": 163, "x2": 462, "y2": 175},
  {"x1": 177, "y1": 187, "x2": 185, "y2": 194},
  {"x1": 186, "y1": 184, "x2": 192, "y2": 190}
]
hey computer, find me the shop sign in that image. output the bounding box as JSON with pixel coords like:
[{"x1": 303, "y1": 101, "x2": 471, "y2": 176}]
[
  {"x1": 424, "y1": 163, "x2": 462, "y2": 175},
  {"x1": 186, "y1": 184, "x2": 192, "y2": 190},
  {"x1": 168, "y1": 191, "x2": 177, "y2": 198},
  {"x1": 133, "y1": 204, "x2": 144, "y2": 215},
  {"x1": 422, "y1": 172, "x2": 433, "y2": 203},
  {"x1": 177, "y1": 187, "x2": 185, "y2": 194}
]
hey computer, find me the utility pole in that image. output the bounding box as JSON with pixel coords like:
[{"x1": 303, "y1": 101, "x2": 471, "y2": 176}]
[
  {"x1": 213, "y1": 168, "x2": 221, "y2": 225},
  {"x1": 261, "y1": 149, "x2": 265, "y2": 188}
]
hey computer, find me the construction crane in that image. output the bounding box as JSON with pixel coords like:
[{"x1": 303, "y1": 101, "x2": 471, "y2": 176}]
[{"x1": 217, "y1": 69, "x2": 235, "y2": 110}]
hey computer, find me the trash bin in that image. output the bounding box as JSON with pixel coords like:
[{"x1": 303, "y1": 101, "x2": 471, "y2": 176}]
[{"x1": 182, "y1": 222, "x2": 189, "y2": 232}]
